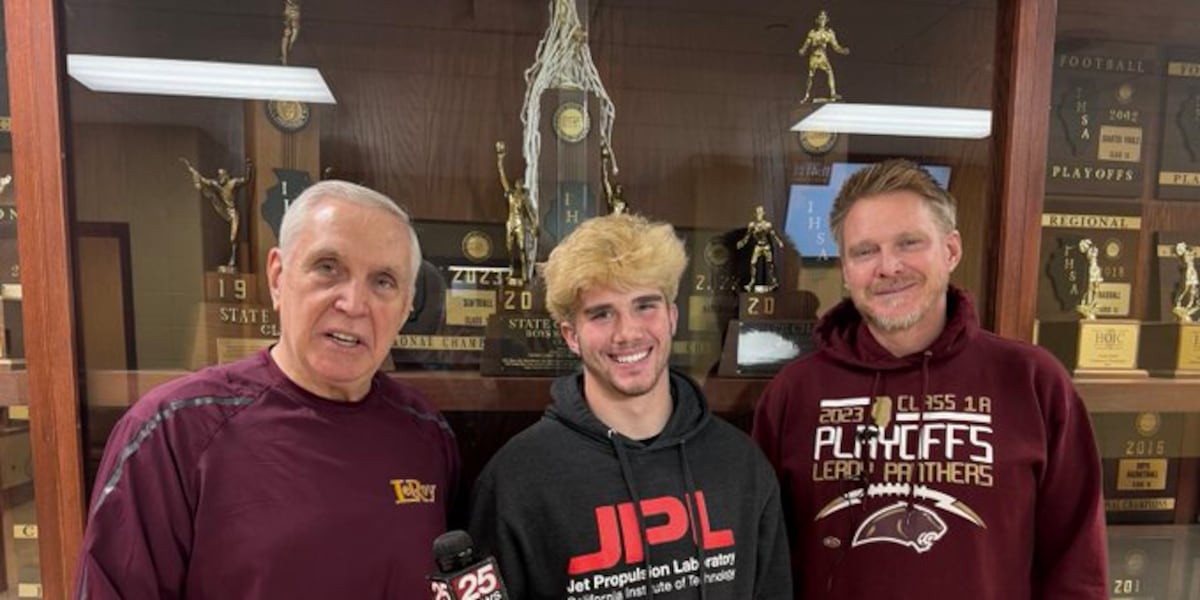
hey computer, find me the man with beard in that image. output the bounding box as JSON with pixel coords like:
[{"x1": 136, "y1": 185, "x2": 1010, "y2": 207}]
[
  {"x1": 470, "y1": 213, "x2": 792, "y2": 599},
  {"x1": 752, "y1": 159, "x2": 1106, "y2": 599}
]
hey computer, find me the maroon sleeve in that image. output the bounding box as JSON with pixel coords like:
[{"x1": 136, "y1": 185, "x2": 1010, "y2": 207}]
[
  {"x1": 1033, "y1": 364, "x2": 1108, "y2": 599},
  {"x1": 75, "y1": 408, "x2": 193, "y2": 599},
  {"x1": 73, "y1": 391, "x2": 243, "y2": 600}
]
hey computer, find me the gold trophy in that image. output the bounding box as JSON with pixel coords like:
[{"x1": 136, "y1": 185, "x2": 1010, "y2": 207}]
[
  {"x1": 798, "y1": 10, "x2": 850, "y2": 104},
  {"x1": 496, "y1": 141, "x2": 538, "y2": 286},
  {"x1": 719, "y1": 207, "x2": 816, "y2": 377},
  {"x1": 482, "y1": 141, "x2": 577, "y2": 377},
  {"x1": 181, "y1": 158, "x2": 254, "y2": 274},
  {"x1": 1039, "y1": 236, "x2": 1145, "y2": 377},
  {"x1": 736, "y1": 205, "x2": 785, "y2": 293},
  {"x1": 1141, "y1": 240, "x2": 1200, "y2": 377},
  {"x1": 280, "y1": 0, "x2": 301, "y2": 65},
  {"x1": 1172, "y1": 242, "x2": 1199, "y2": 322},
  {"x1": 1076, "y1": 238, "x2": 1103, "y2": 319},
  {"x1": 600, "y1": 143, "x2": 628, "y2": 215}
]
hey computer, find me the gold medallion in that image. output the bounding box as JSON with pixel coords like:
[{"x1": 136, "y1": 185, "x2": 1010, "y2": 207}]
[
  {"x1": 553, "y1": 102, "x2": 590, "y2": 143},
  {"x1": 265, "y1": 99, "x2": 311, "y2": 133},
  {"x1": 1105, "y1": 238, "x2": 1122, "y2": 259},
  {"x1": 1124, "y1": 550, "x2": 1147, "y2": 576},
  {"x1": 1116, "y1": 83, "x2": 1135, "y2": 105},
  {"x1": 704, "y1": 238, "x2": 730, "y2": 267},
  {"x1": 1136, "y1": 412, "x2": 1161, "y2": 437},
  {"x1": 461, "y1": 231, "x2": 493, "y2": 263},
  {"x1": 799, "y1": 130, "x2": 838, "y2": 155}
]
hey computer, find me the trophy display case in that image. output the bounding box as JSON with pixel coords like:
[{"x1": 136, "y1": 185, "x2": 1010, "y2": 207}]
[
  {"x1": 0, "y1": 0, "x2": 1196, "y2": 596},
  {"x1": 53, "y1": 0, "x2": 1001, "y2": 498},
  {"x1": 1029, "y1": 1, "x2": 1200, "y2": 595}
]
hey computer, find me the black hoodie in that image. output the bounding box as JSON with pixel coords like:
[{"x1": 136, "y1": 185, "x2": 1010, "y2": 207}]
[{"x1": 470, "y1": 369, "x2": 792, "y2": 600}]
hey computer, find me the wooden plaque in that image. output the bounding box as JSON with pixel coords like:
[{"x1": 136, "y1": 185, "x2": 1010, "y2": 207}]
[{"x1": 1047, "y1": 40, "x2": 1159, "y2": 198}]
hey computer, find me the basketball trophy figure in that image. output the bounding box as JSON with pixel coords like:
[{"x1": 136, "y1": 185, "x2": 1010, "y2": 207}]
[
  {"x1": 496, "y1": 142, "x2": 538, "y2": 286},
  {"x1": 736, "y1": 205, "x2": 785, "y2": 292},
  {"x1": 181, "y1": 158, "x2": 254, "y2": 274},
  {"x1": 1174, "y1": 242, "x2": 1200, "y2": 322},
  {"x1": 600, "y1": 143, "x2": 628, "y2": 215},
  {"x1": 1076, "y1": 238, "x2": 1103, "y2": 319},
  {"x1": 280, "y1": 0, "x2": 301, "y2": 65},
  {"x1": 798, "y1": 10, "x2": 850, "y2": 104}
]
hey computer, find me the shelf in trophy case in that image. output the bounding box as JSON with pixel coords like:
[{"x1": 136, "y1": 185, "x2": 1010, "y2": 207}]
[
  {"x1": 60, "y1": 368, "x2": 1200, "y2": 415},
  {"x1": 76, "y1": 369, "x2": 771, "y2": 414},
  {"x1": 36, "y1": 367, "x2": 1200, "y2": 414},
  {"x1": 1076, "y1": 379, "x2": 1200, "y2": 413}
]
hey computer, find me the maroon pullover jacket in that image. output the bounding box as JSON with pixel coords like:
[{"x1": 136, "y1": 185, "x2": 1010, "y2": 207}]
[
  {"x1": 75, "y1": 350, "x2": 459, "y2": 599},
  {"x1": 753, "y1": 287, "x2": 1107, "y2": 599}
]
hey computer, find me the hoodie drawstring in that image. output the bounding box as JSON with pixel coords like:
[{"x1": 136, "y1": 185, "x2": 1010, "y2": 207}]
[
  {"x1": 609, "y1": 429, "x2": 656, "y2": 600},
  {"x1": 906, "y1": 351, "x2": 932, "y2": 510},
  {"x1": 679, "y1": 440, "x2": 709, "y2": 600},
  {"x1": 609, "y1": 430, "x2": 714, "y2": 600}
]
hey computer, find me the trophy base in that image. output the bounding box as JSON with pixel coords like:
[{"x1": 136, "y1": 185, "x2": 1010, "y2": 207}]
[
  {"x1": 717, "y1": 319, "x2": 816, "y2": 377},
  {"x1": 1139, "y1": 322, "x2": 1200, "y2": 378},
  {"x1": 0, "y1": 357, "x2": 26, "y2": 371},
  {"x1": 216, "y1": 265, "x2": 240, "y2": 275},
  {"x1": 188, "y1": 302, "x2": 279, "y2": 369},
  {"x1": 717, "y1": 292, "x2": 817, "y2": 377},
  {"x1": 480, "y1": 311, "x2": 577, "y2": 377},
  {"x1": 1036, "y1": 318, "x2": 1147, "y2": 378},
  {"x1": 747, "y1": 284, "x2": 779, "y2": 294},
  {"x1": 391, "y1": 328, "x2": 485, "y2": 369},
  {"x1": 669, "y1": 334, "x2": 723, "y2": 375},
  {"x1": 1070, "y1": 367, "x2": 1151, "y2": 379}
]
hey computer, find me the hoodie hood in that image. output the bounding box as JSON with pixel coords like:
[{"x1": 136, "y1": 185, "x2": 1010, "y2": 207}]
[
  {"x1": 814, "y1": 284, "x2": 980, "y2": 370},
  {"x1": 546, "y1": 367, "x2": 712, "y2": 450}
]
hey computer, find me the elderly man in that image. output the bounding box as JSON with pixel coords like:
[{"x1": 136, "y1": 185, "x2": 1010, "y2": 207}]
[{"x1": 75, "y1": 181, "x2": 459, "y2": 598}]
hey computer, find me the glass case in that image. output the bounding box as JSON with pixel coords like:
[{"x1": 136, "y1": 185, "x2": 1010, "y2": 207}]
[
  {"x1": 39, "y1": 0, "x2": 1200, "y2": 595},
  {"x1": 59, "y1": 0, "x2": 999, "y2": 496},
  {"x1": 0, "y1": 3, "x2": 40, "y2": 597},
  {"x1": 1032, "y1": 0, "x2": 1200, "y2": 597}
]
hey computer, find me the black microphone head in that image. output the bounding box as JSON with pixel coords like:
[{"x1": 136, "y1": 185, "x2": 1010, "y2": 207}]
[{"x1": 433, "y1": 530, "x2": 475, "y2": 573}]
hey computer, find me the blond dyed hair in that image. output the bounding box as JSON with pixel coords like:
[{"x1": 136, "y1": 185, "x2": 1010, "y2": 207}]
[
  {"x1": 542, "y1": 213, "x2": 688, "y2": 323},
  {"x1": 829, "y1": 158, "x2": 957, "y2": 246}
]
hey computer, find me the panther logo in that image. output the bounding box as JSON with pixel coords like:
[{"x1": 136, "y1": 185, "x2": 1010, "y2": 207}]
[{"x1": 852, "y1": 502, "x2": 948, "y2": 553}]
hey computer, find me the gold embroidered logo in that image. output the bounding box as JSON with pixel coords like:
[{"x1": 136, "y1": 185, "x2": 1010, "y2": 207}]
[{"x1": 390, "y1": 479, "x2": 437, "y2": 505}]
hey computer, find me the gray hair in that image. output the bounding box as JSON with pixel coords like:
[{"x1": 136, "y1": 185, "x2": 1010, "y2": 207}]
[{"x1": 278, "y1": 180, "x2": 423, "y2": 293}]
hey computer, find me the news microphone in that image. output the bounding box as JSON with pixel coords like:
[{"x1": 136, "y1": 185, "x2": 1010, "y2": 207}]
[{"x1": 428, "y1": 530, "x2": 510, "y2": 600}]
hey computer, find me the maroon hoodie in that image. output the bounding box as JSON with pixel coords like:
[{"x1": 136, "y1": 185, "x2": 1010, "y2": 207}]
[
  {"x1": 75, "y1": 350, "x2": 459, "y2": 599},
  {"x1": 753, "y1": 287, "x2": 1107, "y2": 599}
]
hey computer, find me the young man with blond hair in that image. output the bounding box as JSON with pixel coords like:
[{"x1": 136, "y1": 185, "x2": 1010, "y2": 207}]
[{"x1": 471, "y1": 213, "x2": 792, "y2": 599}]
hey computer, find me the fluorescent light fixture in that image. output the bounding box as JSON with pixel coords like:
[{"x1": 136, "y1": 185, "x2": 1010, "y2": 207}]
[
  {"x1": 67, "y1": 54, "x2": 336, "y2": 104},
  {"x1": 792, "y1": 103, "x2": 991, "y2": 139}
]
